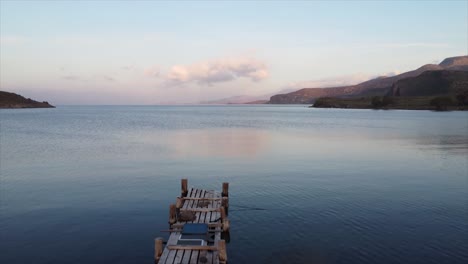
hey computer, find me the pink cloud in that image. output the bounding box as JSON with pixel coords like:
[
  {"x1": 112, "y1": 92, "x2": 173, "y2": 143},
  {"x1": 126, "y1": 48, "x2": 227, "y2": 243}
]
[
  {"x1": 144, "y1": 66, "x2": 160, "y2": 77},
  {"x1": 165, "y1": 56, "x2": 268, "y2": 85}
]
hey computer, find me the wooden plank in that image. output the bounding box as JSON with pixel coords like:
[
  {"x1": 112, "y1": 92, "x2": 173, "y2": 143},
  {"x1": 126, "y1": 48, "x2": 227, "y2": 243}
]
[
  {"x1": 171, "y1": 223, "x2": 223, "y2": 229},
  {"x1": 196, "y1": 190, "x2": 208, "y2": 264},
  {"x1": 189, "y1": 250, "x2": 199, "y2": 264},
  {"x1": 198, "y1": 249, "x2": 211, "y2": 264},
  {"x1": 193, "y1": 189, "x2": 203, "y2": 223},
  {"x1": 185, "y1": 188, "x2": 196, "y2": 210},
  {"x1": 181, "y1": 249, "x2": 192, "y2": 264},
  {"x1": 161, "y1": 229, "x2": 223, "y2": 233},
  {"x1": 180, "y1": 197, "x2": 227, "y2": 201},
  {"x1": 193, "y1": 189, "x2": 202, "y2": 223},
  {"x1": 182, "y1": 188, "x2": 194, "y2": 209},
  {"x1": 190, "y1": 190, "x2": 202, "y2": 264},
  {"x1": 173, "y1": 249, "x2": 184, "y2": 264},
  {"x1": 179, "y1": 208, "x2": 221, "y2": 212},
  {"x1": 203, "y1": 190, "x2": 214, "y2": 264},
  {"x1": 177, "y1": 187, "x2": 196, "y2": 264},
  {"x1": 160, "y1": 231, "x2": 180, "y2": 264},
  {"x1": 184, "y1": 188, "x2": 198, "y2": 224},
  {"x1": 211, "y1": 191, "x2": 222, "y2": 264},
  {"x1": 167, "y1": 245, "x2": 218, "y2": 251},
  {"x1": 165, "y1": 249, "x2": 176, "y2": 264},
  {"x1": 200, "y1": 190, "x2": 208, "y2": 222}
]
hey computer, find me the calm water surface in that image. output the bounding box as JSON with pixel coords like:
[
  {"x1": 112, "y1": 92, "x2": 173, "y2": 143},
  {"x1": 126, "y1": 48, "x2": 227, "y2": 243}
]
[{"x1": 1, "y1": 105, "x2": 467, "y2": 264}]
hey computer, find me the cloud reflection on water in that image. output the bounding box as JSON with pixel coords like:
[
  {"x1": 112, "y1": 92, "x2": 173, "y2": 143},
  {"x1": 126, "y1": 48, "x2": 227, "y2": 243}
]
[{"x1": 162, "y1": 128, "x2": 271, "y2": 159}]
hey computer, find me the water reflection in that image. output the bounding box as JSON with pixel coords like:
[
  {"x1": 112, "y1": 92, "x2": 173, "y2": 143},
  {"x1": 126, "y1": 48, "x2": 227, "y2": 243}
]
[
  {"x1": 146, "y1": 129, "x2": 271, "y2": 158},
  {"x1": 414, "y1": 134, "x2": 468, "y2": 156}
]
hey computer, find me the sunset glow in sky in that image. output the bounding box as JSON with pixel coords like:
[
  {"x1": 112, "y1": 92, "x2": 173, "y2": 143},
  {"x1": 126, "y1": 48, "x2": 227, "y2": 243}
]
[{"x1": 1, "y1": 1, "x2": 467, "y2": 104}]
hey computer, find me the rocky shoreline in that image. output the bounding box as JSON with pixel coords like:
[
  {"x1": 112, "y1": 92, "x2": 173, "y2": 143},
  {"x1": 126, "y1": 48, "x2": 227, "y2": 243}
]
[{"x1": 0, "y1": 91, "x2": 55, "y2": 109}]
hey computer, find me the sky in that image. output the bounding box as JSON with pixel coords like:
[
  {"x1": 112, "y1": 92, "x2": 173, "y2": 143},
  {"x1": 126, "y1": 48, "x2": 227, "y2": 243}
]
[{"x1": 0, "y1": 0, "x2": 467, "y2": 104}]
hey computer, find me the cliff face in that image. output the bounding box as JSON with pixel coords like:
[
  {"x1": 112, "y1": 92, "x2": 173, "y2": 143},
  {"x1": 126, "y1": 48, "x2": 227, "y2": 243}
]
[
  {"x1": 269, "y1": 56, "x2": 467, "y2": 104},
  {"x1": 0, "y1": 91, "x2": 55, "y2": 108},
  {"x1": 389, "y1": 70, "x2": 468, "y2": 97}
]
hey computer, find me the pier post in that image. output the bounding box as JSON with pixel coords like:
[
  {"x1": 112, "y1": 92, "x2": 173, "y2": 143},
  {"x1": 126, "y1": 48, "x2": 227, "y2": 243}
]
[
  {"x1": 220, "y1": 206, "x2": 226, "y2": 220},
  {"x1": 181, "y1": 179, "x2": 188, "y2": 197},
  {"x1": 169, "y1": 204, "x2": 177, "y2": 225},
  {"x1": 219, "y1": 240, "x2": 227, "y2": 264},
  {"x1": 222, "y1": 182, "x2": 229, "y2": 197},
  {"x1": 154, "y1": 237, "x2": 163, "y2": 263},
  {"x1": 176, "y1": 197, "x2": 183, "y2": 209},
  {"x1": 222, "y1": 182, "x2": 229, "y2": 214},
  {"x1": 220, "y1": 206, "x2": 230, "y2": 232}
]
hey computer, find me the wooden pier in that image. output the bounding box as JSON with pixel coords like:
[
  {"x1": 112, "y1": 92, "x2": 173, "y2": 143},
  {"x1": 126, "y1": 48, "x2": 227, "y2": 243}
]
[{"x1": 155, "y1": 179, "x2": 230, "y2": 264}]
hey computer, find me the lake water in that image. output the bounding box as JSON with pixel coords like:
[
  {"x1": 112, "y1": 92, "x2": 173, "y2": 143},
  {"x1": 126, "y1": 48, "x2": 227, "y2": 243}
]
[{"x1": 1, "y1": 105, "x2": 467, "y2": 264}]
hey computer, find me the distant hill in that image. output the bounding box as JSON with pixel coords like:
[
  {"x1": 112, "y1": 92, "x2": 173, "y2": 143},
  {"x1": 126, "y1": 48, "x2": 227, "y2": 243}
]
[
  {"x1": 244, "y1": 100, "x2": 269, "y2": 104},
  {"x1": 200, "y1": 88, "x2": 296, "y2": 104},
  {"x1": 439, "y1": 56, "x2": 468, "y2": 70},
  {"x1": 269, "y1": 55, "x2": 468, "y2": 104},
  {"x1": 312, "y1": 70, "x2": 468, "y2": 110},
  {"x1": 200, "y1": 95, "x2": 267, "y2": 104},
  {"x1": 389, "y1": 70, "x2": 468, "y2": 97},
  {"x1": 0, "y1": 91, "x2": 55, "y2": 108}
]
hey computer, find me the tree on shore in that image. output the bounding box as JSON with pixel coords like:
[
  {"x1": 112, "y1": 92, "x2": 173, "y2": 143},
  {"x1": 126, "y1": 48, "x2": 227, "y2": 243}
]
[
  {"x1": 371, "y1": 96, "x2": 394, "y2": 109},
  {"x1": 430, "y1": 96, "x2": 455, "y2": 111}
]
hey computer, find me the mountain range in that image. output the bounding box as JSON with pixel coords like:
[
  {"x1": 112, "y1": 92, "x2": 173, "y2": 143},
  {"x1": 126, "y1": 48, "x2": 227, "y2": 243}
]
[{"x1": 268, "y1": 56, "x2": 468, "y2": 104}]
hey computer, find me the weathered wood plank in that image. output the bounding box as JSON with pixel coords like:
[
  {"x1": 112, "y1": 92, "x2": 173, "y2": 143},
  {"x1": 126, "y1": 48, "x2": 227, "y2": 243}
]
[
  {"x1": 165, "y1": 249, "x2": 176, "y2": 264},
  {"x1": 167, "y1": 245, "x2": 218, "y2": 251},
  {"x1": 170, "y1": 223, "x2": 223, "y2": 229},
  {"x1": 180, "y1": 197, "x2": 228, "y2": 201},
  {"x1": 179, "y1": 208, "x2": 221, "y2": 212},
  {"x1": 181, "y1": 249, "x2": 192, "y2": 264},
  {"x1": 200, "y1": 190, "x2": 208, "y2": 222},
  {"x1": 198, "y1": 249, "x2": 210, "y2": 264},
  {"x1": 194, "y1": 189, "x2": 203, "y2": 223},
  {"x1": 173, "y1": 249, "x2": 184, "y2": 264},
  {"x1": 202, "y1": 190, "x2": 214, "y2": 264},
  {"x1": 161, "y1": 231, "x2": 180, "y2": 264},
  {"x1": 182, "y1": 188, "x2": 194, "y2": 209},
  {"x1": 211, "y1": 191, "x2": 222, "y2": 264},
  {"x1": 189, "y1": 250, "x2": 199, "y2": 264}
]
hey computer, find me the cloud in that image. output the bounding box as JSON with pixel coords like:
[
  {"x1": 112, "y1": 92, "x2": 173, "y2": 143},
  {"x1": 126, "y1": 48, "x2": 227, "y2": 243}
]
[
  {"x1": 61, "y1": 74, "x2": 115, "y2": 82},
  {"x1": 144, "y1": 66, "x2": 160, "y2": 77},
  {"x1": 62, "y1": 75, "x2": 82, "y2": 81},
  {"x1": 121, "y1": 65, "x2": 137, "y2": 71},
  {"x1": 165, "y1": 56, "x2": 268, "y2": 85},
  {"x1": 100, "y1": 75, "x2": 115, "y2": 82},
  {"x1": 380, "y1": 70, "x2": 401, "y2": 77}
]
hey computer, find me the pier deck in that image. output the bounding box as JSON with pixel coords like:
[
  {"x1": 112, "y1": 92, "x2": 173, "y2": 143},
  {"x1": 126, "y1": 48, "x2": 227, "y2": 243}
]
[{"x1": 155, "y1": 180, "x2": 229, "y2": 264}]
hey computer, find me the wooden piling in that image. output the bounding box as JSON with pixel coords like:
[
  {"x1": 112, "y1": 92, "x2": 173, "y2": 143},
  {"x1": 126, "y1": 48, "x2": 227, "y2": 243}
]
[
  {"x1": 181, "y1": 179, "x2": 188, "y2": 197},
  {"x1": 221, "y1": 183, "x2": 229, "y2": 212},
  {"x1": 222, "y1": 219, "x2": 230, "y2": 232},
  {"x1": 220, "y1": 206, "x2": 230, "y2": 232},
  {"x1": 176, "y1": 197, "x2": 183, "y2": 209},
  {"x1": 218, "y1": 240, "x2": 227, "y2": 264},
  {"x1": 220, "y1": 207, "x2": 226, "y2": 220},
  {"x1": 154, "y1": 237, "x2": 163, "y2": 263},
  {"x1": 169, "y1": 204, "x2": 177, "y2": 225},
  {"x1": 222, "y1": 183, "x2": 229, "y2": 197}
]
